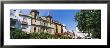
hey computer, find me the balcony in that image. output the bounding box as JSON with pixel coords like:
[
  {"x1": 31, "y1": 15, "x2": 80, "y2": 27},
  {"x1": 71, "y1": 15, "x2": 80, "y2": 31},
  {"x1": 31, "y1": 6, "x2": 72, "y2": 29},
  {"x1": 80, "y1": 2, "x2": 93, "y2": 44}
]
[
  {"x1": 10, "y1": 15, "x2": 17, "y2": 19},
  {"x1": 36, "y1": 20, "x2": 41, "y2": 25},
  {"x1": 22, "y1": 25, "x2": 28, "y2": 29},
  {"x1": 47, "y1": 23, "x2": 54, "y2": 28},
  {"x1": 21, "y1": 21, "x2": 28, "y2": 25}
]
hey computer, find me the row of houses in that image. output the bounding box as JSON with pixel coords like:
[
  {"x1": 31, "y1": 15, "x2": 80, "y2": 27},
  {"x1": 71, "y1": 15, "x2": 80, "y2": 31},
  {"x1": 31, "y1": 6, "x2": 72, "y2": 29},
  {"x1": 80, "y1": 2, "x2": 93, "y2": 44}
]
[{"x1": 10, "y1": 9, "x2": 75, "y2": 38}]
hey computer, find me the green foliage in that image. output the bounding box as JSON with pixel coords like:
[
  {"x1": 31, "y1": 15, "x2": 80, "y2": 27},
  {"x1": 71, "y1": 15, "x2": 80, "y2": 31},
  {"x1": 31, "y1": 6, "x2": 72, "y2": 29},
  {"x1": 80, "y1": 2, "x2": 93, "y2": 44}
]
[
  {"x1": 60, "y1": 36, "x2": 72, "y2": 39},
  {"x1": 75, "y1": 10, "x2": 101, "y2": 39},
  {"x1": 10, "y1": 28, "x2": 29, "y2": 39},
  {"x1": 91, "y1": 31, "x2": 101, "y2": 38},
  {"x1": 30, "y1": 32, "x2": 72, "y2": 39},
  {"x1": 10, "y1": 28, "x2": 72, "y2": 39},
  {"x1": 29, "y1": 32, "x2": 58, "y2": 39}
]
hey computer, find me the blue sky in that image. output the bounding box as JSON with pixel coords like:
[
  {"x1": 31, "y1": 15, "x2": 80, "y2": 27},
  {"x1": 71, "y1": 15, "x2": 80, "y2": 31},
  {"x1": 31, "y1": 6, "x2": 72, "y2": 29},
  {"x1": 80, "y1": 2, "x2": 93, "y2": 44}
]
[
  {"x1": 11, "y1": 9, "x2": 80, "y2": 31},
  {"x1": 39, "y1": 10, "x2": 80, "y2": 31}
]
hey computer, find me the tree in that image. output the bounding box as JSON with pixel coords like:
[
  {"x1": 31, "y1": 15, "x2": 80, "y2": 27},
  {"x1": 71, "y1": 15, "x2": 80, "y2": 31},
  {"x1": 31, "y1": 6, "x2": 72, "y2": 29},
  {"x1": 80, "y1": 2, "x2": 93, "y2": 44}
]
[
  {"x1": 10, "y1": 28, "x2": 73, "y2": 39},
  {"x1": 10, "y1": 28, "x2": 29, "y2": 39},
  {"x1": 74, "y1": 10, "x2": 101, "y2": 39}
]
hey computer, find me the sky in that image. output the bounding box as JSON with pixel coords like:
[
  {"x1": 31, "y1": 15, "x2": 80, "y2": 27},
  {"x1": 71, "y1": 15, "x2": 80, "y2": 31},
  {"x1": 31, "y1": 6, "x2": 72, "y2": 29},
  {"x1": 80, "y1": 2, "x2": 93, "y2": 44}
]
[
  {"x1": 39, "y1": 10, "x2": 80, "y2": 31},
  {"x1": 11, "y1": 9, "x2": 80, "y2": 31}
]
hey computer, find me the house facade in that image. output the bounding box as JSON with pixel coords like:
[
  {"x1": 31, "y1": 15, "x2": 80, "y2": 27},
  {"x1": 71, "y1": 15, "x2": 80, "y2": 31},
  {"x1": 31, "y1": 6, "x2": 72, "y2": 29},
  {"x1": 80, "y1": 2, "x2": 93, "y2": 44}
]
[{"x1": 10, "y1": 9, "x2": 74, "y2": 38}]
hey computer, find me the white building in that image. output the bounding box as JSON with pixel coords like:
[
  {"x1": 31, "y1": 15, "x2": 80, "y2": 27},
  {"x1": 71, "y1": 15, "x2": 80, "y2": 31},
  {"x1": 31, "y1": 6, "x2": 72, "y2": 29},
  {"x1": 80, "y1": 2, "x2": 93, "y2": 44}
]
[
  {"x1": 62, "y1": 24, "x2": 68, "y2": 32},
  {"x1": 10, "y1": 9, "x2": 32, "y2": 33},
  {"x1": 74, "y1": 27, "x2": 88, "y2": 39}
]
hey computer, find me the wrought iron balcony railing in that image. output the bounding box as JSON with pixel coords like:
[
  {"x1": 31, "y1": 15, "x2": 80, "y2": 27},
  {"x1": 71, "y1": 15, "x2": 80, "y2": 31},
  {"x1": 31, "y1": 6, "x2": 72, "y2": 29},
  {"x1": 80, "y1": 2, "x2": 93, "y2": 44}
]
[{"x1": 21, "y1": 21, "x2": 28, "y2": 25}]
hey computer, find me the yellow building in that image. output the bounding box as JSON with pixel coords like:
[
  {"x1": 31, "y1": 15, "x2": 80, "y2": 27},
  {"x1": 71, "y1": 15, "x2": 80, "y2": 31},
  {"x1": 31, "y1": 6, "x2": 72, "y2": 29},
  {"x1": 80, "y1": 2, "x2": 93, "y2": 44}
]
[
  {"x1": 10, "y1": 9, "x2": 75, "y2": 39},
  {"x1": 20, "y1": 9, "x2": 66, "y2": 35}
]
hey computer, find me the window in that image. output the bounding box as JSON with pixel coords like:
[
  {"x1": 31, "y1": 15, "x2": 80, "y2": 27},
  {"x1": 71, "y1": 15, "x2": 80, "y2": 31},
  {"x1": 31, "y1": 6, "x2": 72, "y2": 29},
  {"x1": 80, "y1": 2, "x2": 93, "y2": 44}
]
[{"x1": 34, "y1": 27, "x2": 36, "y2": 32}]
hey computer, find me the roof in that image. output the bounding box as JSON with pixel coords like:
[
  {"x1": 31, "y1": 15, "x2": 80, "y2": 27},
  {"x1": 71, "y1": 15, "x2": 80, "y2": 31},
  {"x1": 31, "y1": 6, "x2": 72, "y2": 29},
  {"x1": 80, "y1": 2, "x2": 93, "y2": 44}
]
[
  {"x1": 37, "y1": 17, "x2": 43, "y2": 21},
  {"x1": 19, "y1": 14, "x2": 32, "y2": 18},
  {"x1": 30, "y1": 9, "x2": 39, "y2": 13},
  {"x1": 46, "y1": 16, "x2": 52, "y2": 18}
]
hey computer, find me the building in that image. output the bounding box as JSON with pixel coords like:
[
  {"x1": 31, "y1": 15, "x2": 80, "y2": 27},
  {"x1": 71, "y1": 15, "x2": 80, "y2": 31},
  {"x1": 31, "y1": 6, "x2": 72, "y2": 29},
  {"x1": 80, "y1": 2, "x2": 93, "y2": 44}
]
[
  {"x1": 10, "y1": 9, "x2": 72, "y2": 36},
  {"x1": 62, "y1": 24, "x2": 68, "y2": 32},
  {"x1": 74, "y1": 27, "x2": 89, "y2": 39}
]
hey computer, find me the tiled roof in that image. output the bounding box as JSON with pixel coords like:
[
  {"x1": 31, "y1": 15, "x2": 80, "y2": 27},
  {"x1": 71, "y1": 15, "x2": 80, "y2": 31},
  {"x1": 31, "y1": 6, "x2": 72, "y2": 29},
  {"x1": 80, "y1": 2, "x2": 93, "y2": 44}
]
[{"x1": 30, "y1": 9, "x2": 39, "y2": 13}]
